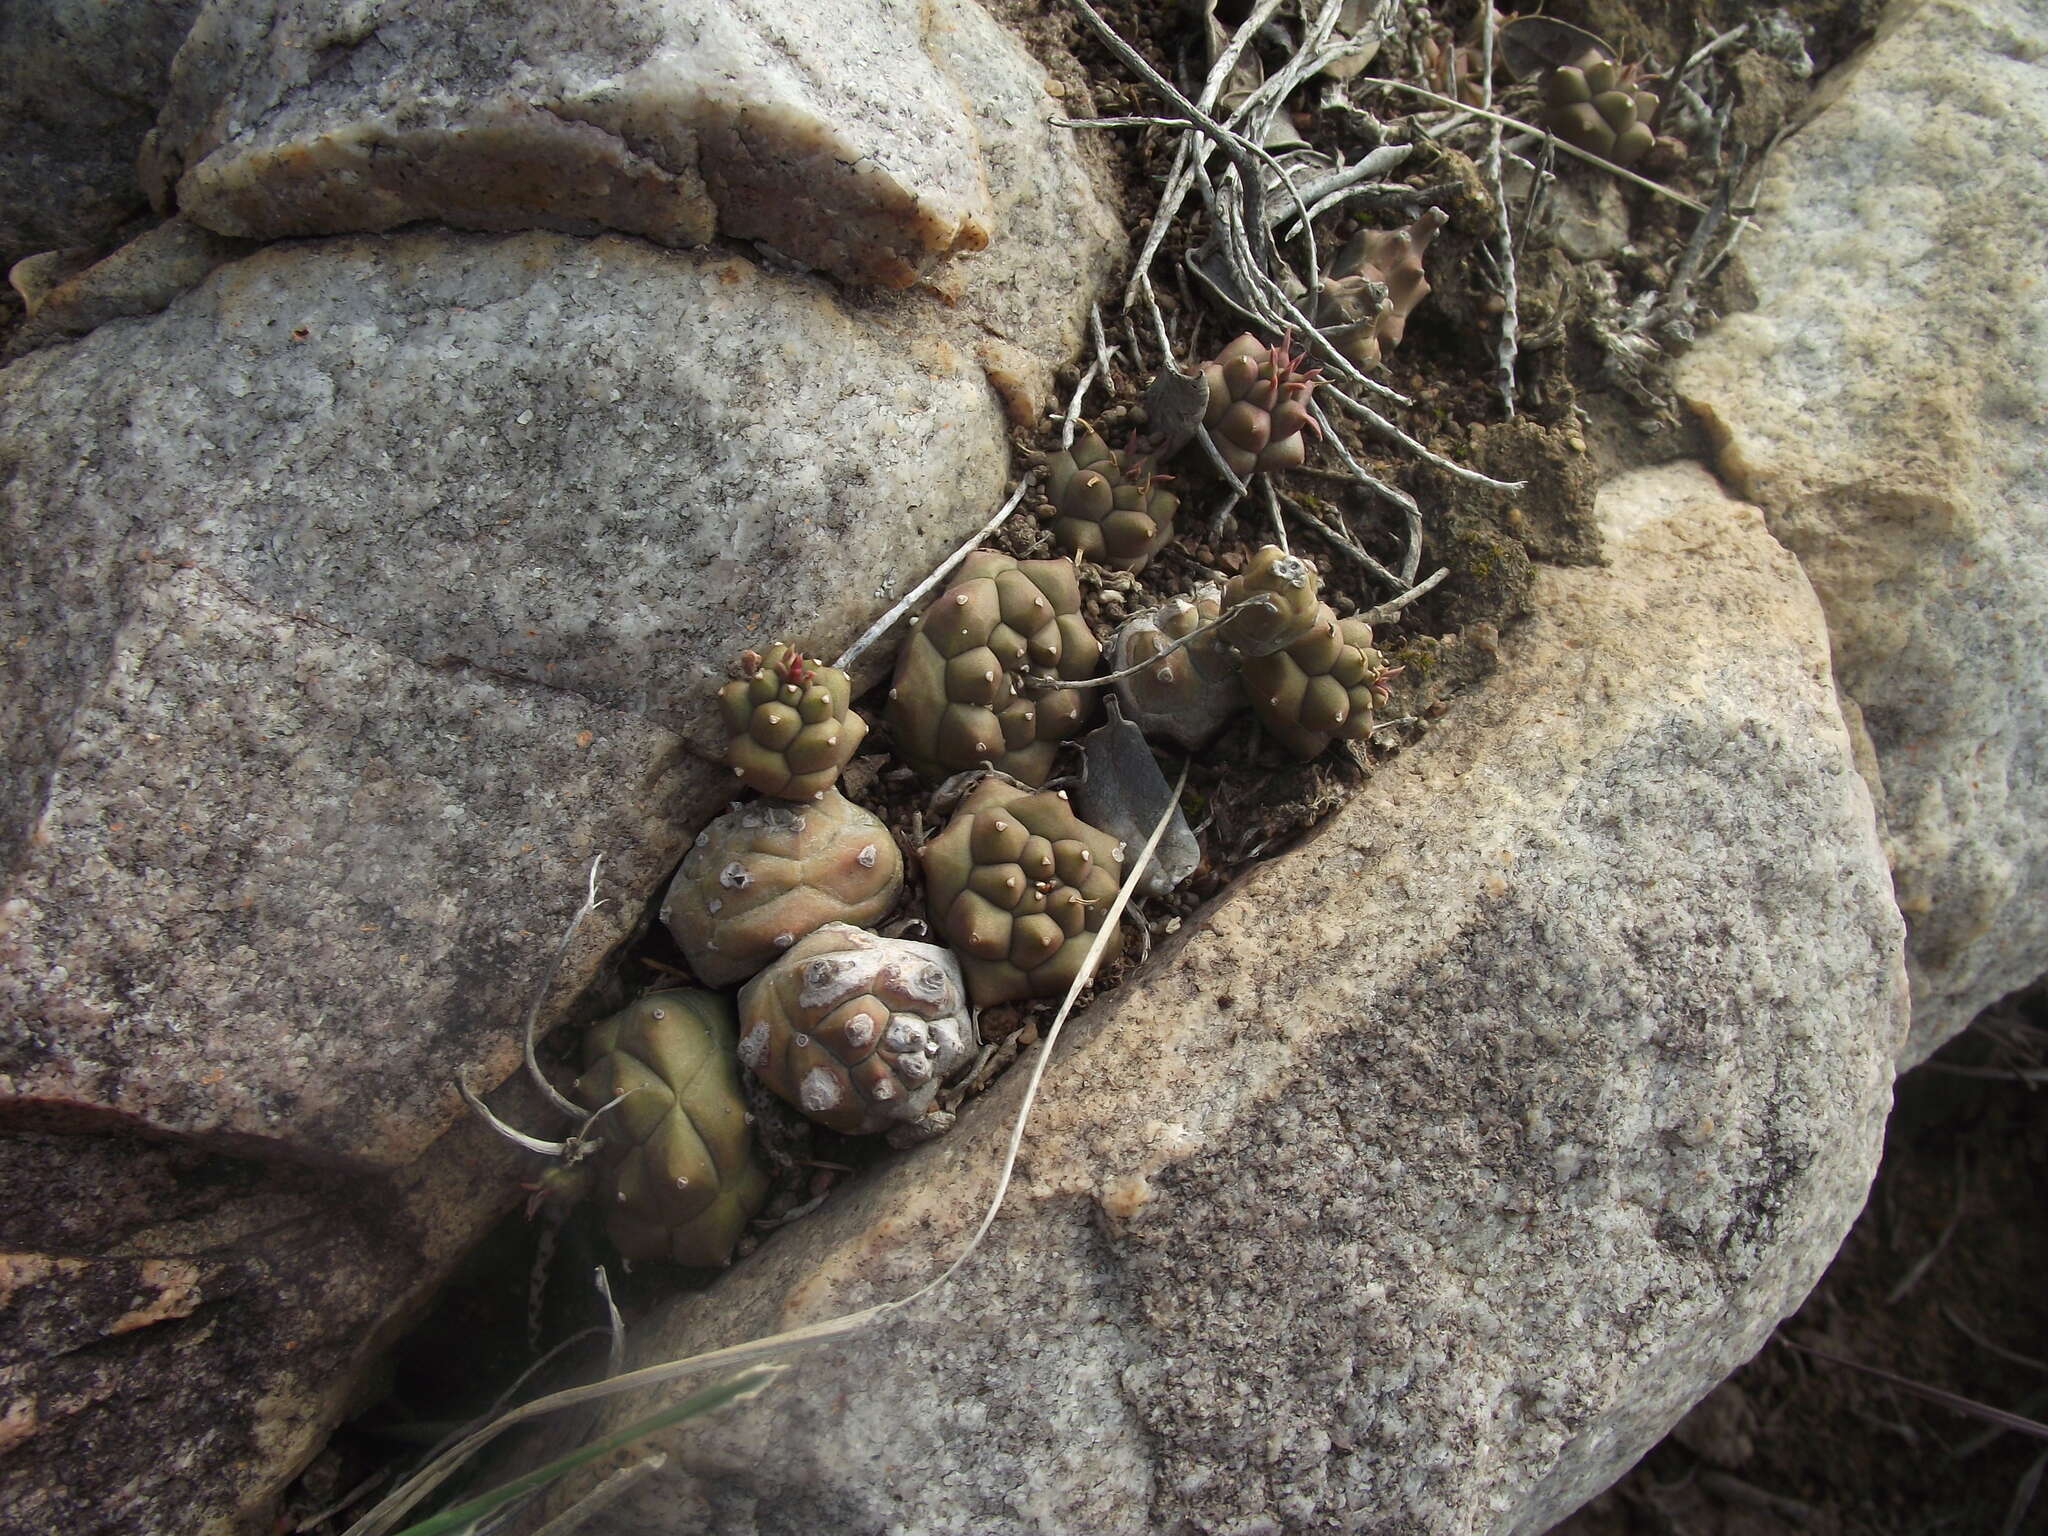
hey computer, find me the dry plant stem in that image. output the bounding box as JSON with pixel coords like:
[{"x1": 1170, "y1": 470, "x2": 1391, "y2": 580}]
[
  {"x1": 1089, "y1": 304, "x2": 1116, "y2": 387},
  {"x1": 1354, "y1": 79, "x2": 1714, "y2": 214},
  {"x1": 1323, "y1": 382, "x2": 1523, "y2": 493},
  {"x1": 1478, "y1": 4, "x2": 1519, "y2": 416},
  {"x1": 1274, "y1": 489, "x2": 1405, "y2": 590},
  {"x1": 1514, "y1": 138, "x2": 1556, "y2": 264},
  {"x1": 344, "y1": 775, "x2": 1191, "y2": 1536},
  {"x1": 834, "y1": 479, "x2": 1033, "y2": 672},
  {"x1": 1052, "y1": 114, "x2": 1188, "y2": 129},
  {"x1": 1943, "y1": 1307, "x2": 2048, "y2": 1377},
  {"x1": 594, "y1": 1267, "x2": 626, "y2": 1378},
  {"x1": 1059, "y1": 360, "x2": 1100, "y2": 449},
  {"x1": 1359, "y1": 564, "x2": 1449, "y2": 623},
  {"x1": 1259, "y1": 478, "x2": 1291, "y2": 554},
  {"x1": 1018, "y1": 597, "x2": 1281, "y2": 692},
  {"x1": 1784, "y1": 1339, "x2": 2048, "y2": 1442},
  {"x1": 525, "y1": 1455, "x2": 669, "y2": 1536},
  {"x1": 521, "y1": 855, "x2": 607, "y2": 1120},
  {"x1": 1678, "y1": 22, "x2": 1749, "y2": 79},
  {"x1": 1059, "y1": 0, "x2": 1282, "y2": 289}
]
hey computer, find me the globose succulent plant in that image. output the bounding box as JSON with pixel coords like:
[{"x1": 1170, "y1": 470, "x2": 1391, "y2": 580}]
[
  {"x1": 1540, "y1": 51, "x2": 1674, "y2": 169},
  {"x1": 573, "y1": 989, "x2": 770, "y2": 1267},
  {"x1": 737, "y1": 924, "x2": 978, "y2": 1137},
  {"x1": 1312, "y1": 208, "x2": 1448, "y2": 372},
  {"x1": 921, "y1": 778, "x2": 1126, "y2": 1006},
  {"x1": 662, "y1": 790, "x2": 903, "y2": 987},
  {"x1": 1200, "y1": 333, "x2": 1322, "y2": 479},
  {"x1": 1111, "y1": 583, "x2": 1246, "y2": 752},
  {"x1": 1217, "y1": 545, "x2": 1323, "y2": 658},
  {"x1": 1041, "y1": 429, "x2": 1180, "y2": 573},
  {"x1": 1241, "y1": 603, "x2": 1392, "y2": 760},
  {"x1": 720, "y1": 642, "x2": 866, "y2": 801},
  {"x1": 886, "y1": 551, "x2": 1100, "y2": 786}
]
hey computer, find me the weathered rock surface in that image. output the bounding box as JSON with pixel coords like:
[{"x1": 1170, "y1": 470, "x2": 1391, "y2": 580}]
[
  {"x1": 533, "y1": 464, "x2": 1907, "y2": 1536},
  {"x1": 0, "y1": 228, "x2": 1024, "y2": 1166},
  {"x1": 0, "y1": 1116, "x2": 524, "y2": 1536},
  {"x1": 140, "y1": 0, "x2": 1091, "y2": 293},
  {"x1": 1675, "y1": 0, "x2": 2048, "y2": 1067},
  {"x1": 0, "y1": 0, "x2": 204, "y2": 269},
  {"x1": 2, "y1": 218, "x2": 255, "y2": 363}
]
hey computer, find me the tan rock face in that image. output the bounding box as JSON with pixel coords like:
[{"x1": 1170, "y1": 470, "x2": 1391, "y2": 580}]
[
  {"x1": 1674, "y1": 0, "x2": 2048, "y2": 1065},
  {"x1": 142, "y1": 0, "x2": 1031, "y2": 290},
  {"x1": 529, "y1": 465, "x2": 1907, "y2": 1536}
]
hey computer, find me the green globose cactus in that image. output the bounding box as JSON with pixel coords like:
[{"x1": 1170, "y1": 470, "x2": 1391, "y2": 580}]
[
  {"x1": 720, "y1": 642, "x2": 866, "y2": 801},
  {"x1": 1200, "y1": 333, "x2": 1322, "y2": 479},
  {"x1": 1042, "y1": 430, "x2": 1180, "y2": 573},
  {"x1": 885, "y1": 551, "x2": 1101, "y2": 786},
  {"x1": 737, "y1": 924, "x2": 978, "y2": 1136},
  {"x1": 574, "y1": 989, "x2": 770, "y2": 1268},
  {"x1": 1312, "y1": 208, "x2": 1448, "y2": 372},
  {"x1": 662, "y1": 790, "x2": 903, "y2": 988},
  {"x1": 1218, "y1": 545, "x2": 1322, "y2": 658},
  {"x1": 921, "y1": 779, "x2": 1126, "y2": 1006},
  {"x1": 1242, "y1": 603, "x2": 1390, "y2": 759},
  {"x1": 1541, "y1": 54, "x2": 1662, "y2": 168}
]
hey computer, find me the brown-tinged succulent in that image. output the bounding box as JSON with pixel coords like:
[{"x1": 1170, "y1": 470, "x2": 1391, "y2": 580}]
[
  {"x1": 1199, "y1": 333, "x2": 1322, "y2": 479},
  {"x1": 662, "y1": 790, "x2": 903, "y2": 987},
  {"x1": 736, "y1": 924, "x2": 978, "y2": 1137},
  {"x1": 720, "y1": 642, "x2": 866, "y2": 801},
  {"x1": 1041, "y1": 430, "x2": 1180, "y2": 573},
  {"x1": 1217, "y1": 545, "x2": 1323, "y2": 658},
  {"x1": 1241, "y1": 603, "x2": 1393, "y2": 759},
  {"x1": 1312, "y1": 208, "x2": 1448, "y2": 372},
  {"x1": 573, "y1": 989, "x2": 770, "y2": 1267},
  {"x1": 1112, "y1": 582, "x2": 1246, "y2": 752},
  {"x1": 885, "y1": 551, "x2": 1101, "y2": 786},
  {"x1": 922, "y1": 778, "x2": 1126, "y2": 1006},
  {"x1": 1497, "y1": 19, "x2": 1687, "y2": 172}
]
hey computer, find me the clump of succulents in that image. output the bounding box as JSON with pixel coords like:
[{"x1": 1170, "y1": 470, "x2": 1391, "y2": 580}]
[
  {"x1": 1040, "y1": 429, "x2": 1181, "y2": 573},
  {"x1": 1111, "y1": 582, "x2": 1246, "y2": 752},
  {"x1": 662, "y1": 790, "x2": 903, "y2": 987},
  {"x1": 886, "y1": 551, "x2": 1100, "y2": 786},
  {"x1": 1496, "y1": 16, "x2": 1686, "y2": 172},
  {"x1": 1240, "y1": 602, "x2": 1392, "y2": 760},
  {"x1": 921, "y1": 778, "x2": 1127, "y2": 1006},
  {"x1": 1312, "y1": 208, "x2": 1448, "y2": 372},
  {"x1": 737, "y1": 924, "x2": 979, "y2": 1137},
  {"x1": 720, "y1": 642, "x2": 866, "y2": 801},
  {"x1": 572, "y1": 989, "x2": 770, "y2": 1267},
  {"x1": 1200, "y1": 333, "x2": 1322, "y2": 478}
]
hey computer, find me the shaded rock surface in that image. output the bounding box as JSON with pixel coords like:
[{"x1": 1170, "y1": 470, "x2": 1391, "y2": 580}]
[
  {"x1": 140, "y1": 0, "x2": 1090, "y2": 293},
  {"x1": 0, "y1": 1117, "x2": 524, "y2": 1536},
  {"x1": 0, "y1": 228, "x2": 1024, "y2": 1166},
  {"x1": 1675, "y1": 0, "x2": 2048, "y2": 1067},
  {"x1": 531, "y1": 464, "x2": 1907, "y2": 1536},
  {"x1": 0, "y1": 0, "x2": 204, "y2": 269}
]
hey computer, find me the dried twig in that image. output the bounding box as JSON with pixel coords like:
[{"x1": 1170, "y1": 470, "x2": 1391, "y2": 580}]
[
  {"x1": 1355, "y1": 79, "x2": 1713, "y2": 214},
  {"x1": 1477, "y1": 4, "x2": 1519, "y2": 415},
  {"x1": 834, "y1": 480, "x2": 1033, "y2": 672}
]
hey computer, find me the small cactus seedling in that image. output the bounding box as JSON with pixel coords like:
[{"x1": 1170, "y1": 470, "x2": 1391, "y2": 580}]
[
  {"x1": 1199, "y1": 333, "x2": 1322, "y2": 479},
  {"x1": 720, "y1": 642, "x2": 866, "y2": 801},
  {"x1": 1242, "y1": 604, "x2": 1393, "y2": 759},
  {"x1": 737, "y1": 924, "x2": 979, "y2": 1137},
  {"x1": 922, "y1": 778, "x2": 1126, "y2": 1006},
  {"x1": 1112, "y1": 583, "x2": 1246, "y2": 751},
  {"x1": 1041, "y1": 430, "x2": 1181, "y2": 573},
  {"x1": 663, "y1": 790, "x2": 903, "y2": 987},
  {"x1": 886, "y1": 550, "x2": 1101, "y2": 786},
  {"x1": 573, "y1": 989, "x2": 771, "y2": 1267},
  {"x1": 1312, "y1": 209, "x2": 1448, "y2": 372},
  {"x1": 1218, "y1": 545, "x2": 1323, "y2": 658}
]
